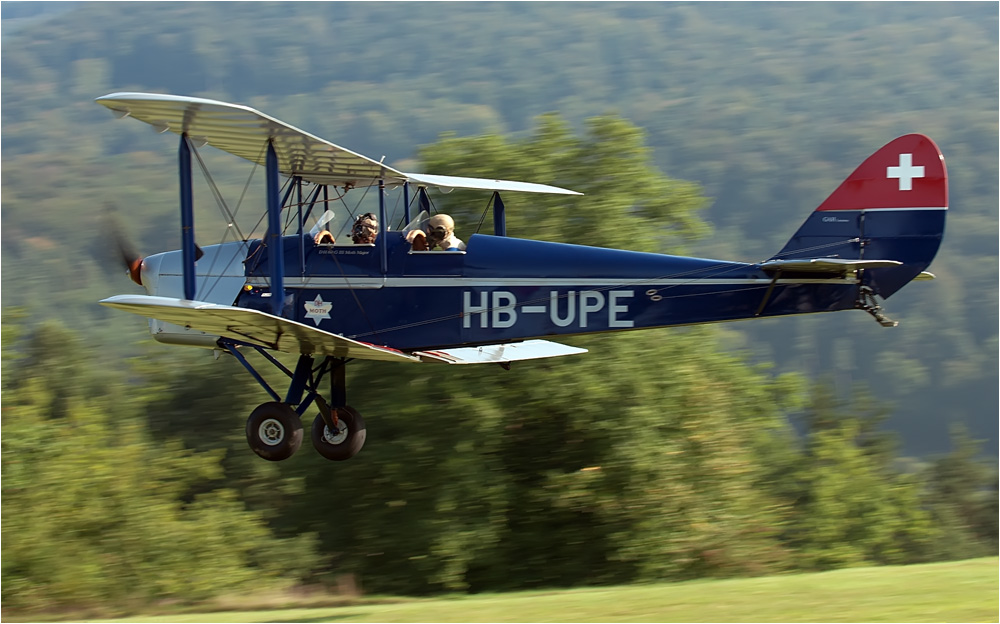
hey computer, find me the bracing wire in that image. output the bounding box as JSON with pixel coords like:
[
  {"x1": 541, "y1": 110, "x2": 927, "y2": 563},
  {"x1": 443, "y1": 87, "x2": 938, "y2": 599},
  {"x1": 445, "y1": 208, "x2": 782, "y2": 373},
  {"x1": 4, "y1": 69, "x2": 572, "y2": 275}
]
[
  {"x1": 188, "y1": 137, "x2": 261, "y2": 300},
  {"x1": 473, "y1": 194, "x2": 494, "y2": 235}
]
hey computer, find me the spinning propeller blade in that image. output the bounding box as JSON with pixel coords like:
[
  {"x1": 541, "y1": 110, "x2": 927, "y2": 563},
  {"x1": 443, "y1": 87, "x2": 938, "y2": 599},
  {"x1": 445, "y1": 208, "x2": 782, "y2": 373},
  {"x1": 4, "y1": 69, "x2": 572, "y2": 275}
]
[
  {"x1": 105, "y1": 206, "x2": 144, "y2": 285},
  {"x1": 104, "y1": 204, "x2": 203, "y2": 287}
]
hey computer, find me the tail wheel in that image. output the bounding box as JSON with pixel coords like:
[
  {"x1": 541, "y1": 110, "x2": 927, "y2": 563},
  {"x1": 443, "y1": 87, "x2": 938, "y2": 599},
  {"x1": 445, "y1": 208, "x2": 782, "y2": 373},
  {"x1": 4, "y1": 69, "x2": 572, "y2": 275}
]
[
  {"x1": 246, "y1": 402, "x2": 303, "y2": 461},
  {"x1": 311, "y1": 406, "x2": 366, "y2": 461}
]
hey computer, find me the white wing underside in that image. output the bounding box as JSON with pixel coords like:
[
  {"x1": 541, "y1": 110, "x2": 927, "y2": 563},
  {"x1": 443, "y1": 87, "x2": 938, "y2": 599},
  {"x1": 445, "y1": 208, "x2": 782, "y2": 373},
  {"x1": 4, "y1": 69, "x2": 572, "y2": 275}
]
[
  {"x1": 414, "y1": 341, "x2": 587, "y2": 364},
  {"x1": 100, "y1": 295, "x2": 586, "y2": 365},
  {"x1": 96, "y1": 92, "x2": 580, "y2": 195}
]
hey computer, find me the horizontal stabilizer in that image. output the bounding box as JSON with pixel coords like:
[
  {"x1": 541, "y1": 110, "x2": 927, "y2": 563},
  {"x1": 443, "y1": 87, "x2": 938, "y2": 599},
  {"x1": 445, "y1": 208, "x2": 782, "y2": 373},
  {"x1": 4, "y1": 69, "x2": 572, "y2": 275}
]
[
  {"x1": 415, "y1": 340, "x2": 587, "y2": 364},
  {"x1": 913, "y1": 271, "x2": 936, "y2": 281},
  {"x1": 100, "y1": 295, "x2": 420, "y2": 362},
  {"x1": 760, "y1": 258, "x2": 903, "y2": 274}
]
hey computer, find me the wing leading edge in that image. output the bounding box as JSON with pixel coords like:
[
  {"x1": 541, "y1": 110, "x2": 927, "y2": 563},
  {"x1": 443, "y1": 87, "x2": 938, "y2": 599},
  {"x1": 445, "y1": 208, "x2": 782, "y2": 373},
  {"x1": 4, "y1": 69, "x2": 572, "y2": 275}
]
[{"x1": 100, "y1": 295, "x2": 586, "y2": 365}]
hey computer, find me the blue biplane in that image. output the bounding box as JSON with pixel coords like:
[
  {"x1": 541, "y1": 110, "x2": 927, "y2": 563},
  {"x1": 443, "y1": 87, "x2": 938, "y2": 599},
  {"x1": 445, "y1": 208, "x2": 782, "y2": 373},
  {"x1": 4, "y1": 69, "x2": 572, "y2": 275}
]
[{"x1": 97, "y1": 93, "x2": 947, "y2": 462}]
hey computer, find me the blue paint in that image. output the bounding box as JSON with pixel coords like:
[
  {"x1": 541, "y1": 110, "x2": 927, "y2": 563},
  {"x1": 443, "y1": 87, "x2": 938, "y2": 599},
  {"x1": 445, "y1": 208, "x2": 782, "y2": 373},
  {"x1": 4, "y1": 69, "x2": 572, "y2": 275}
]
[
  {"x1": 266, "y1": 141, "x2": 284, "y2": 316},
  {"x1": 493, "y1": 192, "x2": 506, "y2": 237},
  {"x1": 403, "y1": 182, "x2": 411, "y2": 225},
  {"x1": 238, "y1": 232, "x2": 856, "y2": 351},
  {"x1": 178, "y1": 135, "x2": 197, "y2": 300}
]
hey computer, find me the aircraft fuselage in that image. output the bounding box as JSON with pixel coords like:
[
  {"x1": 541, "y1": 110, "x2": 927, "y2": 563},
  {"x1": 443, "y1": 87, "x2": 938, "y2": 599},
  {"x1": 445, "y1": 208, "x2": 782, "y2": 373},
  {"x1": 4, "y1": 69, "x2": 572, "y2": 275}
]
[{"x1": 233, "y1": 232, "x2": 858, "y2": 351}]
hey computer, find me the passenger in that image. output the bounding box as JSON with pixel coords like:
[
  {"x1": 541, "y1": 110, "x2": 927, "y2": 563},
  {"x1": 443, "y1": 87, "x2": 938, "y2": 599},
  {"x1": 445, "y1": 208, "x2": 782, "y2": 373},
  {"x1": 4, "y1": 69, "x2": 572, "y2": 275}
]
[
  {"x1": 351, "y1": 213, "x2": 378, "y2": 244},
  {"x1": 406, "y1": 214, "x2": 465, "y2": 251},
  {"x1": 314, "y1": 230, "x2": 335, "y2": 244}
]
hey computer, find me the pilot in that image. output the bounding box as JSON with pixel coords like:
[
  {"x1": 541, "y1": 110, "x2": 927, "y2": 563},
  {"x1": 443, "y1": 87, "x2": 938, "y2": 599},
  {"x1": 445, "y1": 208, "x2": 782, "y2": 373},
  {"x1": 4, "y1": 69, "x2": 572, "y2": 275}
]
[
  {"x1": 351, "y1": 212, "x2": 378, "y2": 244},
  {"x1": 406, "y1": 214, "x2": 465, "y2": 251}
]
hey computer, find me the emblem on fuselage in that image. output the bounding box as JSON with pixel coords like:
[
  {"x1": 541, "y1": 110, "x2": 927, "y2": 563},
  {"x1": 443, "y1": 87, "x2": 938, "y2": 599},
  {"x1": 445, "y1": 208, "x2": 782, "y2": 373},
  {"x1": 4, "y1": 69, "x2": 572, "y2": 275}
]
[{"x1": 304, "y1": 295, "x2": 332, "y2": 325}]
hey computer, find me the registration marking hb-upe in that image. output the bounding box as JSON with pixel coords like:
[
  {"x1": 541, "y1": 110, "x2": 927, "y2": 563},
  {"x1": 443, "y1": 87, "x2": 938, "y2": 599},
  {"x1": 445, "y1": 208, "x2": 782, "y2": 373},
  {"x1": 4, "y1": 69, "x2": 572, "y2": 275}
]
[{"x1": 463, "y1": 290, "x2": 634, "y2": 329}]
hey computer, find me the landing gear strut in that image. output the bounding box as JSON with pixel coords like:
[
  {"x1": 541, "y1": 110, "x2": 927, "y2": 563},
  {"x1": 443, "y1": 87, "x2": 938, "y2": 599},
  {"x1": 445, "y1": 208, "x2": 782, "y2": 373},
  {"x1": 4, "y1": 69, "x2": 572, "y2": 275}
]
[
  {"x1": 856, "y1": 285, "x2": 899, "y2": 327},
  {"x1": 221, "y1": 341, "x2": 367, "y2": 462}
]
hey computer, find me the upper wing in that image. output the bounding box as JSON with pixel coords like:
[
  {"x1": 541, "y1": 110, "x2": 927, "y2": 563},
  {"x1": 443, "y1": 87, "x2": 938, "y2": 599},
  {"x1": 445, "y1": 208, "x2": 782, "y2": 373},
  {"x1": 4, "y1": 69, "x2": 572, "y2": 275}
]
[
  {"x1": 100, "y1": 295, "x2": 420, "y2": 362},
  {"x1": 97, "y1": 92, "x2": 404, "y2": 189},
  {"x1": 96, "y1": 92, "x2": 580, "y2": 195}
]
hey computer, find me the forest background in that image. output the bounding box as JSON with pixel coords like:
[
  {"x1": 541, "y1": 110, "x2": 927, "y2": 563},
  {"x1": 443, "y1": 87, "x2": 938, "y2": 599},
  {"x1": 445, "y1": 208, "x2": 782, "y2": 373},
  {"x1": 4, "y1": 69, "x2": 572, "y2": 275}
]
[{"x1": 1, "y1": 1, "x2": 997, "y2": 616}]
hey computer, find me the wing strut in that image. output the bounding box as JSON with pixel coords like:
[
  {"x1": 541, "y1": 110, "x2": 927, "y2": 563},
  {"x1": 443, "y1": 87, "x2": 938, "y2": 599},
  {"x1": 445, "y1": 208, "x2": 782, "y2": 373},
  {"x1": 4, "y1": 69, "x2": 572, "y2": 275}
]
[
  {"x1": 179, "y1": 134, "x2": 197, "y2": 300},
  {"x1": 265, "y1": 140, "x2": 284, "y2": 316},
  {"x1": 755, "y1": 269, "x2": 781, "y2": 317},
  {"x1": 493, "y1": 191, "x2": 507, "y2": 237},
  {"x1": 402, "y1": 181, "x2": 411, "y2": 225},
  {"x1": 378, "y1": 178, "x2": 388, "y2": 275}
]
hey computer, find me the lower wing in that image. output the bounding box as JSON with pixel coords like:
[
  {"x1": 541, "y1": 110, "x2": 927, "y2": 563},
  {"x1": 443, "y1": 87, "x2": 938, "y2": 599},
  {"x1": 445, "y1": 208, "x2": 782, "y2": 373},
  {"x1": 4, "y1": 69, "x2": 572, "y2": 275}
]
[{"x1": 101, "y1": 295, "x2": 587, "y2": 364}]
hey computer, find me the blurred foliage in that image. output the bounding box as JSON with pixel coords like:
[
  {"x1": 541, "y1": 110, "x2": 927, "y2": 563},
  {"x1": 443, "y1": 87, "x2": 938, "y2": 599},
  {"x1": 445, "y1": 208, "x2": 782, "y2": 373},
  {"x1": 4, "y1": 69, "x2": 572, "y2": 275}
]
[
  {"x1": 3, "y1": 314, "x2": 995, "y2": 608},
  {"x1": 777, "y1": 383, "x2": 938, "y2": 569},
  {"x1": 1, "y1": 317, "x2": 319, "y2": 615},
  {"x1": 417, "y1": 113, "x2": 709, "y2": 253},
  {"x1": 921, "y1": 426, "x2": 1000, "y2": 560}
]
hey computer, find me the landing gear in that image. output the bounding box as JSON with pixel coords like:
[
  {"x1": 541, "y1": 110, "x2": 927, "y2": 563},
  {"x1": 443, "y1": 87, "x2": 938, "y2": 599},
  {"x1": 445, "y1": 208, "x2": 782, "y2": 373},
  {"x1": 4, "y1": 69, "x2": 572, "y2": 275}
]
[
  {"x1": 311, "y1": 406, "x2": 366, "y2": 461},
  {"x1": 857, "y1": 285, "x2": 899, "y2": 327},
  {"x1": 245, "y1": 402, "x2": 303, "y2": 461},
  {"x1": 222, "y1": 341, "x2": 368, "y2": 462}
]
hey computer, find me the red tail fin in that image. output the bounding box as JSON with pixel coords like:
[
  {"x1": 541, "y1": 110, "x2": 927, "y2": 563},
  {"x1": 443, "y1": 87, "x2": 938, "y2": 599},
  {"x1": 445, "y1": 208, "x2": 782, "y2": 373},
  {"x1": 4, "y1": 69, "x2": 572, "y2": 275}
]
[{"x1": 816, "y1": 134, "x2": 947, "y2": 212}]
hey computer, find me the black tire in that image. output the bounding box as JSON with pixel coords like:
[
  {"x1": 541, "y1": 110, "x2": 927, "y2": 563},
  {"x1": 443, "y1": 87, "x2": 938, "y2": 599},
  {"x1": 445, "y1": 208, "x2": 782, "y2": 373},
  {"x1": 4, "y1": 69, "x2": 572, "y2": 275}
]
[
  {"x1": 246, "y1": 402, "x2": 303, "y2": 461},
  {"x1": 311, "y1": 406, "x2": 366, "y2": 461}
]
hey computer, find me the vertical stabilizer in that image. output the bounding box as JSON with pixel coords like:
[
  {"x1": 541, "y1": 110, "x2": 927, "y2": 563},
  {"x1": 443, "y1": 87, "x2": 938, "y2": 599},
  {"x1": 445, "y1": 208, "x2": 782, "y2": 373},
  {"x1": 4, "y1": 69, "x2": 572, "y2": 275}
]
[{"x1": 771, "y1": 134, "x2": 947, "y2": 298}]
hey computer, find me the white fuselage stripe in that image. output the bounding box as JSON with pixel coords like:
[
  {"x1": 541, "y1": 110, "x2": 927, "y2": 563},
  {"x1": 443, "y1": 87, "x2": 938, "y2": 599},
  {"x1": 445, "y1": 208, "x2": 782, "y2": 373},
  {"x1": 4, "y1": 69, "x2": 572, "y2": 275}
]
[{"x1": 246, "y1": 276, "x2": 857, "y2": 289}]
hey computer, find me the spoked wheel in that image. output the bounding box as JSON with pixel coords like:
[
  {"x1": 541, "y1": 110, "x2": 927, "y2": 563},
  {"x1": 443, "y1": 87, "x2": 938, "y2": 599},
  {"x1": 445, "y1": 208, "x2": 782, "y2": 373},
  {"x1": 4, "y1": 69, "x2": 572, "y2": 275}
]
[
  {"x1": 246, "y1": 402, "x2": 304, "y2": 461},
  {"x1": 311, "y1": 406, "x2": 366, "y2": 461}
]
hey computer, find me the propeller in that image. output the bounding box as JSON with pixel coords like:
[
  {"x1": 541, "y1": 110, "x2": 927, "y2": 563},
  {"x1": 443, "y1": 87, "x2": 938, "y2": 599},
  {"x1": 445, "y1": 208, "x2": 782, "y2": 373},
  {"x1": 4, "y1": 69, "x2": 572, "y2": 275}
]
[
  {"x1": 105, "y1": 205, "x2": 144, "y2": 286},
  {"x1": 103, "y1": 203, "x2": 204, "y2": 288}
]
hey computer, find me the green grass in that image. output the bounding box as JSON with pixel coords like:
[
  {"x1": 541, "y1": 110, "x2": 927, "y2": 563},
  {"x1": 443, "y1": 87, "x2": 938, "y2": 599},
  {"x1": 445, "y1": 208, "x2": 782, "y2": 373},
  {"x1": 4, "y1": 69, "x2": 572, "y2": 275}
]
[{"x1": 75, "y1": 557, "x2": 997, "y2": 623}]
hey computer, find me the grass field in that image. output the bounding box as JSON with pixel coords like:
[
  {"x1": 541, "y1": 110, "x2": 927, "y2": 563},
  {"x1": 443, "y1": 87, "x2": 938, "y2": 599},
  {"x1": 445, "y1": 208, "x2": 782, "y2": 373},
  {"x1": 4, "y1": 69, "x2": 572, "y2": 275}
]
[{"x1": 71, "y1": 557, "x2": 996, "y2": 623}]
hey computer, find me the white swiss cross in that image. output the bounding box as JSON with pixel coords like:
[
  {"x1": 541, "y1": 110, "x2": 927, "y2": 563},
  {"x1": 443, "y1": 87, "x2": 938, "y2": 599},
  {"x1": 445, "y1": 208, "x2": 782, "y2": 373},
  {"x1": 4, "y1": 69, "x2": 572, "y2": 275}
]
[
  {"x1": 304, "y1": 295, "x2": 332, "y2": 325},
  {"x1": 886, "y1": 153, "x2": 925, "y2": 191}
]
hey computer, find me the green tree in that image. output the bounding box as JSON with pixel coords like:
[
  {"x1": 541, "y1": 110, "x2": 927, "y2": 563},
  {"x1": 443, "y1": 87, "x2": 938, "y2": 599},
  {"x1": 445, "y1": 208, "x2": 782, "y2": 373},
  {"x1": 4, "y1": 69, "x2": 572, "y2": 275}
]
[
  {"x1": 1, "y1": 320, "x2": 319, "y2": 615},
  {"x1": 922, "y1": 426, "x2": 999, "y2": 560},
  {"x1": 777, "y1": 383, "x2": 938, "y2": 569},
  {"x1": 417, "y1": 113, "x2": 709, "y2": 252}
]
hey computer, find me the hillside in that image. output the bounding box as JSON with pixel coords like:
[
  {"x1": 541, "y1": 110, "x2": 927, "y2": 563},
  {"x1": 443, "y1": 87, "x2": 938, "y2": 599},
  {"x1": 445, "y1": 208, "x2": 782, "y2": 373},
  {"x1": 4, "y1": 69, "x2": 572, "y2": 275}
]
[{"x1": 1, "y1": 2, "x2": 996, "y2": 453}]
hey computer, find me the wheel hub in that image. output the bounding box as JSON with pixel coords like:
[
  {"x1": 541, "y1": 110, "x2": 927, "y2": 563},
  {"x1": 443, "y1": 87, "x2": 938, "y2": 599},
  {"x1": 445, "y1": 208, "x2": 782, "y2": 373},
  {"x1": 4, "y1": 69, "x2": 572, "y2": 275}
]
[
  {"x1": 258, "y1": 418, "x2": 286, "y2": 446},
  {"x1": 323, "y1": 421, "x2": 348, "y2": 445}
]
